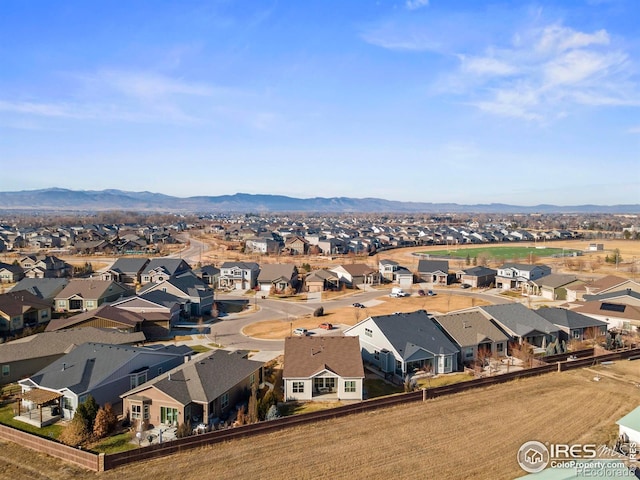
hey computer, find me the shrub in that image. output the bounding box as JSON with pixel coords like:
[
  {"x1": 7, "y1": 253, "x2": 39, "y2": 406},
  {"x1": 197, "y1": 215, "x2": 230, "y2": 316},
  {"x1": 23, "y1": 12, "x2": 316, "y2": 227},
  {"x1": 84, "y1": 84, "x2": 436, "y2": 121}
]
[
  {"x1": 93, "y1": 403, "x2": 118, "y2": 439},
  {"x1": 313, "y1": 306, "x2": 324, "y2": 317},
  {"x1": 176, "y1": 421, "x2": 192, "y2": 438},
  {"x1": 59, "y1": 414, "x2": 91, "y2": 446}
]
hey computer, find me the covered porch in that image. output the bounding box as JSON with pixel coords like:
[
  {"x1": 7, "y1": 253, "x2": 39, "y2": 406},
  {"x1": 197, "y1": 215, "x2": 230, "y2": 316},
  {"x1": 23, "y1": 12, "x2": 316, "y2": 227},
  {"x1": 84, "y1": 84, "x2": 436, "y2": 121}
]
[{"x1": 14, "y1": 389, "x2": 63, "y2": 428}]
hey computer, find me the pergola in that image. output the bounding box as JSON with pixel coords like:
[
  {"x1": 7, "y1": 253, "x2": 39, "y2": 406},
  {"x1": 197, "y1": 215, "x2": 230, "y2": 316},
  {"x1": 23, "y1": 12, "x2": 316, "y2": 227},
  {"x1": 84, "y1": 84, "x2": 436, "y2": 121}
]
[{"x1": 18, "y1": 389, "x2": 63, "y2": 425}]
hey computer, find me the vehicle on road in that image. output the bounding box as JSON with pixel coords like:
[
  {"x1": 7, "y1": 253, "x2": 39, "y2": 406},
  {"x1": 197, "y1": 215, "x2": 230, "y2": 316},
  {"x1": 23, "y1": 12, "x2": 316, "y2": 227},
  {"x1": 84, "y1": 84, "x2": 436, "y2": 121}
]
[
  {"x1": 293, "y1": 328, "x2": 308, "y2": 336},
  {"x1": 390, "y1": 287, "x2": 410, "y2": 298},
  {"x1": 427, "y1": 290, "x2": 436, "y2": 296},
  {"x1": 319, "y1": 322, "x2": 333, "y2": 330},
  {"x1": 352, "y1": 302, "x2": 365, "y2": 308},
  {"x1": 460, "y1": 284, "x2": 471, "y2": 289}
]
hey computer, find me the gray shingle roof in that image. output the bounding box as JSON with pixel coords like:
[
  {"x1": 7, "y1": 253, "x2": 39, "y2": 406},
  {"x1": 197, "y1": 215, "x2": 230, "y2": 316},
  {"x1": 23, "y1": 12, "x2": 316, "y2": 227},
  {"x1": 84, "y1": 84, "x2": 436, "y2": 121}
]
[
  {"x1": 257, "y1": 264, "x2": 296, "y2": 282},
  {"x1": 479, "y1": 304, "x2": 558, "y2": 338},
  {"x1": 109, "y1": 257, "x2": 149, "y2": 274},
  {"x1": 417, "y1": 260, "x2": 449, "y2": 273},
  {"x1": 10, "y1": 278, "x2": 69, "y2": 301},
  {"x1": 435, "y1": 311, "x2": 509, "y2": 348},
  {"x1": 535, "y1": 307, "x2": 609, "y2": 330},
  {"x1": 125, "y1": 349, "x2": 263, "y2": 405},
  {"x1": 369, "y1": 310, "x2": 459, "y2": 359},
  {"x1": 0, "y1": 327, "x2": 145, "y2": 363},
  {"x1": 29, "y1": 342, "x2": 188, "y2": 395}
]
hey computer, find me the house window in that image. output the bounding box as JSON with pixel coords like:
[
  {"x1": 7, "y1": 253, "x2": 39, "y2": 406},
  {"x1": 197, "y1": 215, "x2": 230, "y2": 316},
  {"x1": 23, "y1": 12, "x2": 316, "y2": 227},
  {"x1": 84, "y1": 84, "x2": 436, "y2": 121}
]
[
  {"x1": 86, "y1": 301, "x2": 94, "y2": 308},
  {"x1": 144, "y1": 404, "x2": 150, "y2": 420},
  {"x1": 573, "y1": 330, "x2": 582, "y2": 339},
  {"x1": 344, "y1": 381, "x2": 356, "y2": 393},
  {"x1": 78, "y1": 395, "x2": 87, "y2": 405},
  {"x1": 131, "y1": 404, "x2": 142, "y2": 419},
  {"x1": 292, "y1": 382, "x2": 304, "y2": 393},
  {"x1": 374, "y1": 351, "x2": 380, "y2": 361},
  {"x1": 497, "y1": 343, "x2": 504, "y2": 353},
  {"x1": 1, "y1": 365, "x2": 9, "y2": 377},
  {"x1": 40, "y1": 310, "x2": 49, "y2": 319},
  {"x1": 130, "y1": 370, "x2": 148, "y2": 390},
  {"x1": 221, "y1": 392, "x2": 229, "y2": 410},
  {"x1": 464, "y1": 347, "x2": 474, "y2": 358},
  {"x1": 444, "y1": 356, "x2": 451, "y2": 370},
  {"x1": 158, "y1": 367, "x2": 163, "y2": 375},
  {"x1": 365, "y1": 328, "x2": 373, "y2": 337},
  {"x1": 249, "y1": 373, "x2": 255, "y2": 385},
  {"x1": 63, "y1": 397, "x2": 73, "y2": 411}
]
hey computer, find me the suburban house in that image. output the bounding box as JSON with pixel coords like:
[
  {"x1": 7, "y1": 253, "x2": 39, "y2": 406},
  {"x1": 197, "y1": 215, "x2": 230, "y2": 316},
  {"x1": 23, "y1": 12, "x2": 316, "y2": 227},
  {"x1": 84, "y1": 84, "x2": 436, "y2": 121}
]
[
  {"x1": 19, "y1": 254, "x2": 71, "y2": 279},
  {"x1": 138, "y1": 273, "x2": 214, "y2": 317},
  {"x1": 305, "y1": 269, "x2": 340, "y2": 293},
  {"x1": 564, "y1": 275, "x2": 640, "y2": 302},
  {"x1": 378, "y1": 259, "x2": 413, "y2": 289},
  {"x1": 283, "y1": 336, "x2": 364, "y2": 401},
  {"x1": 0, "y1": 291, "x2": 52, "y2": 335},
  {"x1": 100, "y1": 257, "x2": 150, "y2": 285},
  {"x1": 330, "y1": 264, "x2": 379, "y2": 289},
  {"x1": 529, "y1": 274, "x2": 583, "y2": 300},
  {"x1": 570, "y1": 298, "x2": 640, "y2": 333},
  {"x1": 10, "y1": 278, "x2": 69, "y2": 305},
  {"x1": 257, "y1": 264, "x2": 299, "y2": 293},
  {"x1": 477, "y1": 304, "x2": 559, "y2": 349},
  {"x1": 417, "y1": 259, "x2": 450, "y2": 285},
  {"x1": 495, "y1": 263, "x2": 552, "y2": 291},
  {"x1": 54, "y1": 279, "x2": 134, "y2": 313},
  {"x1": 121, "y1": 349, "x2": 264, "y2": 429},
  {"x1": 110, "y1": 292, "x2": 182, "y2": 338},
  {"x1": 140, "y1": 259, "x2": 192, "y2": 284},
  {"x1": 18, "y1": 342, "x2": 192, "y2": 422},
  {"x1": 455, "y1": 266, "x2": 497, "y2": 288},
  {"x1": 617, "y1": 406, "x2": 640, "y2": 446},
  {"x1": 0, "y1": 327, "x2": 145, "y2": 385},
  {"x1": 534, "y1": 307, "x2": 608, "y2": 343},
  {"x1": 284, "y1": 235, "x2": 309, "y2": 255},
  {"x1": 344, "y1": 310, "x2": 459, "y2": 379},
  {"x1": 193, "y1": 265, "x2": 220, "y2": 287},
  {"x1": 218, "y1": 262, "x2": 260, "y2": 291},
  {"x1": 434, "y1": 311, "x2": 509, "y2": 366},
  {"x1": 0, "y1": 262, "x2": 24, "y2": 284}
]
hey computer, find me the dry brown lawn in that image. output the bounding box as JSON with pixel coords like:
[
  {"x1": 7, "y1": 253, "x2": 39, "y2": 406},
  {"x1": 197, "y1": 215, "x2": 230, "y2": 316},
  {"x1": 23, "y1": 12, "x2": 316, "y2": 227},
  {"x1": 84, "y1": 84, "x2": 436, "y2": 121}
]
[
  {"x1": 243, "y1": 294, "x2": 490, "y2": 339},
  {"x1": 1, "y1": 366, "x2": 638, "y2": 480}
]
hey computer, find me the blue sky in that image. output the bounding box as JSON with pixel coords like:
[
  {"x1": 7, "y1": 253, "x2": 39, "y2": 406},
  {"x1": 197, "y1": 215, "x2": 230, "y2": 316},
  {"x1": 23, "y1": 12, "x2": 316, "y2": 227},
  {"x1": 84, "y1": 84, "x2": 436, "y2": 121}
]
[{"x1": 1, "y1": 0, "x2": 639, "y2": 206}]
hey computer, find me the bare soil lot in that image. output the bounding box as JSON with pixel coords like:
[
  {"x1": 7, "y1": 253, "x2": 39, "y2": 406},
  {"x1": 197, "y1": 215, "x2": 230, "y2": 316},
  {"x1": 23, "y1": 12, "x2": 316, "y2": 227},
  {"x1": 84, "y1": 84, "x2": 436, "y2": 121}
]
[
  {"x1": 243, "y1": 293, "x2": 490, "y2": 339},
  {"x1": 1, "y1": 366, "x2": 637, "y2": 480}
]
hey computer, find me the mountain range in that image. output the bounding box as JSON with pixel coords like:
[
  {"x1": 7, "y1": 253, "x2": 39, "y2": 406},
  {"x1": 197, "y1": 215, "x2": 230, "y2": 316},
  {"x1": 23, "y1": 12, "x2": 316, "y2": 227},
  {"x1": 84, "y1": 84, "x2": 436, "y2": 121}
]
[{"x1": 0, "y1": 188, "x2": 637, "y2": 214}]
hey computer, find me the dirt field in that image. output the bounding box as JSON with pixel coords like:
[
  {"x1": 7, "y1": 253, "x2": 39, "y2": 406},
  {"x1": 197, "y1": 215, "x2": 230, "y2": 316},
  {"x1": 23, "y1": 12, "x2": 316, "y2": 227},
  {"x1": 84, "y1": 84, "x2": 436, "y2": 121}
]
[
  {"x1": 243, "y1": 293, "x2": 490, "y2": 339},
  {"x1": 1, "y1": 365, "x2": 638, "y2": 480}
]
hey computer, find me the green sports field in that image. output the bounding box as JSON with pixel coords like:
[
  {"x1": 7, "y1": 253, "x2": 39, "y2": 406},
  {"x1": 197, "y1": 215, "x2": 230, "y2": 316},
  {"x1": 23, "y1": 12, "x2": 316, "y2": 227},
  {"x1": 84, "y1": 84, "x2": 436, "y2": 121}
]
[{"x1": 420, "y1": 245, "x2": 580, "y2": 260}]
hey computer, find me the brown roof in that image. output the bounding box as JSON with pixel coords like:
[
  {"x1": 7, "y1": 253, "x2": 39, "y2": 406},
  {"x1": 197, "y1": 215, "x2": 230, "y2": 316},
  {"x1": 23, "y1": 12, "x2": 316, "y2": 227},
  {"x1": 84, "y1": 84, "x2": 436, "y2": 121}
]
[
  {"x1": 21, "y1": 388, "x2": 63, "y2": 405},
  {"x1": 55, "y1": 279, "x2": 128, "y2": 300},
  {"x1": 283, "y1": 336, "x2": 364, "y2": 379},
  {"x1": 0, "y1": 291, "x2": 51, "y2": 317},
  {"x1": 572, "y1": 301, "x2": 640, "y2": 321},
  {"x1": 335, "y1": 264, "x2": 376, "y2": 276},
  {"x1": 45, "y1": 304, "x2": 145, "y2": 331},
  {"x1": 584, "y1": 275, "x2": 631, "y2": 294}
]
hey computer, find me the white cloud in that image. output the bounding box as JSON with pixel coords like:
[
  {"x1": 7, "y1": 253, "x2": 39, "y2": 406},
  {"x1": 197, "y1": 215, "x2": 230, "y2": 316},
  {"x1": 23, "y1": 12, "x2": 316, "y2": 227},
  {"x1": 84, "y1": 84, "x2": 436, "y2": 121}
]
[
  {"x1": 405, "y1": 0, "x2": 429, "y2": 11},
  {"x1": 534, "y1": 25, "x2": 609, "y2": 54},
  {"x1": 0, "y1": 100, "x2": 83, "y2": 118},
  {"x1": 459, "y1": 55, "x2": 518, "y2": 76}
]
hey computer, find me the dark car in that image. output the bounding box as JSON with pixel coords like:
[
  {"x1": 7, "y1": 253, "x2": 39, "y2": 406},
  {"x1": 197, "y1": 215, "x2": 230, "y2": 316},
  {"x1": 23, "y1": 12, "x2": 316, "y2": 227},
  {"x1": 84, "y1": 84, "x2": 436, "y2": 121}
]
[
  {"x1": 460, "y1": 284, "x2": 471, "y2": 289},
  {"x1": 427, "y1": 290, "x2": 436, "y2": 296},
  {"x1": 417, "y1": 289, "x2": 425, "y2": 296},
  {"x1": 352, "y1": 302, "x2": 365, "y2": 308}
]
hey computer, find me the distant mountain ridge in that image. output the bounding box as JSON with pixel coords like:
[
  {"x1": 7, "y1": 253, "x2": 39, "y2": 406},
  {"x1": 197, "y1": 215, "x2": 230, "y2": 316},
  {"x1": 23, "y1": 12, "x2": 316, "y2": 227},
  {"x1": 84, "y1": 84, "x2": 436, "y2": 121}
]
[{"x1": 0, "y1": 188, "x2": 637, "y2": 214}]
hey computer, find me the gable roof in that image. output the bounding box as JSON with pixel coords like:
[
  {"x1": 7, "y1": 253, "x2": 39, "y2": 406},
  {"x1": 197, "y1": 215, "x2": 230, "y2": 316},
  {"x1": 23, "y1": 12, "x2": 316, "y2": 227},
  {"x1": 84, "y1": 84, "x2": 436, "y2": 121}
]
[
  {"x1": 28, "y1": 342, "x2": 190, "y2": 394},
  {"x1": 362, "y1": 310, "x2": 459, "y2": 358},
  {"x1": 283, "y1": 336, "x2": 364, "y2": 378},
  {"x1": 305, "y1": 269, "x2": 339, "y2": 282},
  {"x1": 44, "y1": 304, "x2": 146, "y2": 332},
  {"x1": 124, "y1": 349, "x2": 263, "y2": 405},
  {"x1": 535, "y1": 307, "x2": 608, "y2": 330},
  {"x1": 434, "y1": 311, "x2": 509, "y2": 348},
  {"x1": 585, "y1": 275, "x2": 635, "y2": 293},
  {"x1": 479, "y1": 304, "x2": 559, "y2": 338},
  {"x1": 54, "y1": 279, "x2": 130, "y2": 300},
  {"x1": 531, "y1": 274, "x2": 579, "y2": 288},
  {"x1": 332, "y1": 264, "x2": 376, "y2": 276},
  {"x1": 0, "y1": 327, "x2": 145, "y2": 363},
  {"x1": 220, "y1": 261, "x2": 259, "y2": 270},
  {"x1": 257, "y1": 264, "x2": 297, "y2": 282},
  {"x1": 459, "y1": 266, "x2": 496, "y2": 277},
  {"x1": 572, "y1": 301, "x2": 640, "y2": 321},
  {"x1": 10, "y1": 278, "x2": 69, "y2": 300},
  {"x1": 417, "y1": 260, "x2": 449, "y2": 273},
  {"x1": 109, "y1": 257, "x2": 150, "y2": 274},
  {"x1": 583, "y1": 289, "x2": 640, "y2": 303},
  {"x1": 144, "y1": 258, "x2": 191, "y2": 276},
  {"x1": 499, "y1": 263, "x2": 548, "y2": 272},
  {"x1": 0, "y1": 290, "x2": 51, "y2": 317},
  {"x1": 0, "y1": 262, "x2": 23, "y2": 275}
]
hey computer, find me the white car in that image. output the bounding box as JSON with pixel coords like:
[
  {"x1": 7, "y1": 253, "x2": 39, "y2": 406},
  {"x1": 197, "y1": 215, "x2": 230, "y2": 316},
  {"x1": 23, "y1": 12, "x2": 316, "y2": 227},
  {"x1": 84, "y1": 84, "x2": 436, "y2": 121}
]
[{"x1": 293, "y1": 328, "x2": 308, "y2": 336}]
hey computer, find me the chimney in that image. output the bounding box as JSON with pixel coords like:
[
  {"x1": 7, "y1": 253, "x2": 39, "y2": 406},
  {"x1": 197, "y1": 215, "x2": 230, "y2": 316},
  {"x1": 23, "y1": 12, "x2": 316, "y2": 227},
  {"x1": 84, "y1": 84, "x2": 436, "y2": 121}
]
[{"x1": 168, "y1": 373, "x2": 171, "y2": 381}]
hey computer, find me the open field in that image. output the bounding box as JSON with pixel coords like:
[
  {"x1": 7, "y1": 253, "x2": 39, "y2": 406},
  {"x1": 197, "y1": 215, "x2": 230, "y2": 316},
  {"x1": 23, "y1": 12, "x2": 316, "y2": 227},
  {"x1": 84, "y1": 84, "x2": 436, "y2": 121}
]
[
  {"x1": 1, "y1": 366, "x2": 638, "y2": 480},
  {"x1": 243, "y1": 293, "x2": 491, "y2": 339},
  {"x1": 421, "y1": 245, "x2": 579, "y2": 260}
]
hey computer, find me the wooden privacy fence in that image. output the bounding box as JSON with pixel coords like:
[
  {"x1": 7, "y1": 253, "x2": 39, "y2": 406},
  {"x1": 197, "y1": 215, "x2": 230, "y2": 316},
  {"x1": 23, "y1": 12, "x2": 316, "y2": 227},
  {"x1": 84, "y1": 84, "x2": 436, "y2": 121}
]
[{"x1": 2, "y1": 346, "x2": 639, "y2": 472}]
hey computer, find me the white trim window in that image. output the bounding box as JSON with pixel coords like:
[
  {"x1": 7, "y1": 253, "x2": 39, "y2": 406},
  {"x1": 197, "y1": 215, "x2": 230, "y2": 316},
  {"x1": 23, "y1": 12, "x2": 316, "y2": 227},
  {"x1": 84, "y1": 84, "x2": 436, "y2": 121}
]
[
  {"x1": 344, "y1": 381, "x2": 356, "y2": 393},
  {"x1": 292, "y1": 381, "x2": 304, "y2": 393},
  {"x1": 221, "y1": 392, "x2": 229, "y2": 410}
]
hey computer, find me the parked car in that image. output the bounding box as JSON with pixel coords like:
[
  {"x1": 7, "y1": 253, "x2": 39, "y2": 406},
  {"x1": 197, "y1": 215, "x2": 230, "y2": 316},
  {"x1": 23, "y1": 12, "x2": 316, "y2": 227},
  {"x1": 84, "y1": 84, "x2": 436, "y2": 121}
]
[
  {"x1": 293, "y1": 328, "x2": 308, "y2": 336},
  {"x1": 417, "y1": 289, "x2": 425, "y2": 296},
  {"x1": 460, "y1": 284, "x2": 471, "y2": 289},
  {"x1": 352, "y1": 302, "x2": 365, "y2": 308},
  {"x1": 427, "y1": 290, "x2": 436, "y2": 296},
  {"x1": 319, "y1": 322, "x2": 333, "y2": 330}
]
